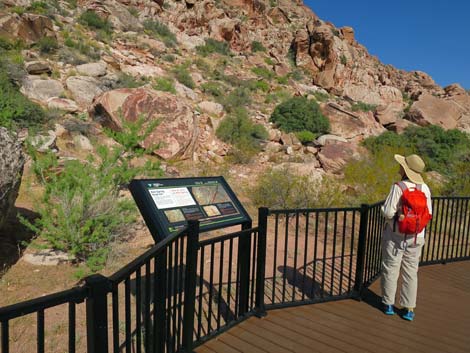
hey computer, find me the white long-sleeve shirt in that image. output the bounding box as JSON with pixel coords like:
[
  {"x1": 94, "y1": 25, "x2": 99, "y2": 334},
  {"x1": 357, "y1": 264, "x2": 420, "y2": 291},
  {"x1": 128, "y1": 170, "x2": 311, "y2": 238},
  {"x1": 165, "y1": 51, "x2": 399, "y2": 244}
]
[{"x1": 381, "y1": 180, "x2": 432, "y2": 238}]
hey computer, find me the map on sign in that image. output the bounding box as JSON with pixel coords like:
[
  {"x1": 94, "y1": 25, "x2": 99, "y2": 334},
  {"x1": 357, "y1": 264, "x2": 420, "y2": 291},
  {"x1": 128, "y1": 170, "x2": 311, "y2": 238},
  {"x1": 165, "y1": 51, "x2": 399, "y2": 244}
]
[{"x1": 129, "y1": 177, "x2": 251, "y2": 241}]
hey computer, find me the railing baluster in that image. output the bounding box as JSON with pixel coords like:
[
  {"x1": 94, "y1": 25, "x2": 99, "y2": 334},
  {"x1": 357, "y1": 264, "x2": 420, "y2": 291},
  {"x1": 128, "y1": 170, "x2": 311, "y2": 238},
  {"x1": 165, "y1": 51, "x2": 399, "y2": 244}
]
[
  {"x1": 301, "y1": 211, "x2": 310, "y2": 302},
  {"x1": 271, "y1": 213, "x2": 279, "y2": 304},
  {"x1": 227, "y1": 239, "x2": 233, "y2": 321},
  {"x1": 292, "y1": 211, "x2": 300, "y2": 301},
  {"x1": 348, "y1": 210, "x2": 357, "y2": 292},
  {"x1": 282, "y1": 214, "x2": 289, "y2": 303},
  {"x1": 321, "y1": 211, "x2": 329, "y2": 298},
  {"x1": 37, "y1": 310, "x2": 44, "y2": 353},
  {"x1": 125, "y1": 278, "x2": 131, "y2": 353},
  {"x1": 136, "y1": 268, "x2": 142, "y2": 353},
  {"x1": 177, "y1": 236, "x2": 185, "y2": 350},
  {"x1": 69, "y1": 302, "x2": 76, "y2": 353},
  {"x1": 197, "y1": 246, "x2": 204, "y2": 339},
  {"x1": 310, "y1": 211, "x2": 319, "y2": 299},
  {"x1": 2, "y1": 320, "x2": 9, "y2": 353},
  {"x1": 144, "y1": 261, "x2": 151, "y2": 352},
  {"x1": 455, "y1": 199, "x2": 464, "y2": 260},
  {"x1": 111, "y1": 286, "x2": 119, "y2": 353},
  {"x1": 330, "y1": 211, "x2": 338, "y2": 296},
  {"x1": 208, "y1": 243, "x2": 215, "y2": 333},
  {"x1": 250, "y1": 231, "x2": 257, "y2": 309},
  {"x1": 217, "y1": 241, "x2": 224, "y2": 330},
  {"x1": 339, "y1": 211, "x2": 347, "y2": 295},
  {"x1": 462, "y1": 200, "x2": 470, "y2": 258}
]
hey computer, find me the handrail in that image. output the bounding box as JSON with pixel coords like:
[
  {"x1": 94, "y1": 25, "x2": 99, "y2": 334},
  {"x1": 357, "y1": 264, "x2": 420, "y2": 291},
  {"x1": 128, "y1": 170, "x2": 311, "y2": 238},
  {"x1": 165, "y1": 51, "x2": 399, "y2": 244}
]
[
  {"x1": 0, "y1": 286, "x2": 87, "y2": 321},
  {"x1": 199, "y1": 227, "x2": 259, "y2": 246},
  {"x1": 269, "y1": 206, "x2": 361, "y2": 214},
  {"x1": 108, "y1": 226, "x2": 188, "y2": 283}
]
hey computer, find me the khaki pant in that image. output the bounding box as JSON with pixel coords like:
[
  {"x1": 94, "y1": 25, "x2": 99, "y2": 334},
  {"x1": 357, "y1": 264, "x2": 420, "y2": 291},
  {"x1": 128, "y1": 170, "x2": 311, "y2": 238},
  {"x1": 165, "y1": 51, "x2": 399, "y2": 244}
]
[{"x1": 380, "y1": 227, "x2": 425, "y2": 308}]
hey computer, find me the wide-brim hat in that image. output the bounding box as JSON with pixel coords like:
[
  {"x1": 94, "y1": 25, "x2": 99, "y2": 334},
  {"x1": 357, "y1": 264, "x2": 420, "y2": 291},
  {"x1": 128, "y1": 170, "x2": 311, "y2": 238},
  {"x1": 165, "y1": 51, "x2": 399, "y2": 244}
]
[{"x1": 394, "y1": 154, "x2": 425, "y2": 184}]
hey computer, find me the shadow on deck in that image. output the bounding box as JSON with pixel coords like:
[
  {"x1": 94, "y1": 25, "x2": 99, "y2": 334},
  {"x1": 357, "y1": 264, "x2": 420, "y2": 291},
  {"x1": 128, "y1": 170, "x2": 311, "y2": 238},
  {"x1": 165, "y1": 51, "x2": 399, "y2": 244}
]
[{"x1": 196, "y1": 261, "x2": 470, "y2": 353}]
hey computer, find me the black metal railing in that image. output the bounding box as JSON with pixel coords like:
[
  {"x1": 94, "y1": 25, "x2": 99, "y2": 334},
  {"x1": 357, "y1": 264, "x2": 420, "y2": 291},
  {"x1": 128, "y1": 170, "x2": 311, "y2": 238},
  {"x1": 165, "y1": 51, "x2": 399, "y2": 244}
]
[
  {"x1": 1, "y1": 197, "x2": 470, "y2": 353},
  {"x1": 264, "y1": 207, "x2": 360, "y2": 309}
]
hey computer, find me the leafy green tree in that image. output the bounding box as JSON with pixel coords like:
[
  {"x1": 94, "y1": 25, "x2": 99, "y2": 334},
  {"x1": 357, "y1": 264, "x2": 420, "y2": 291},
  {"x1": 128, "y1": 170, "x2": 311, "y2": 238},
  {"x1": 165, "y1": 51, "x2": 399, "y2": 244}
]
[
  {"x1": 270, "y1": 96, "x2": 330, "y2": 136},
  {"x1": 23, "y1": 116, "x2": 162, "y2": 272}
]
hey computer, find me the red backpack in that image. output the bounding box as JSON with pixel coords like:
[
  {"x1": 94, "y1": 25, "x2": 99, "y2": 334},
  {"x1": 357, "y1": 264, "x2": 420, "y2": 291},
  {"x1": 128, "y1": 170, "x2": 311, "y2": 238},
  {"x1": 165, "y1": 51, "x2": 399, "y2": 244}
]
[{"x1": 396, "y1": 182, "x2": 432, "y2": 235}]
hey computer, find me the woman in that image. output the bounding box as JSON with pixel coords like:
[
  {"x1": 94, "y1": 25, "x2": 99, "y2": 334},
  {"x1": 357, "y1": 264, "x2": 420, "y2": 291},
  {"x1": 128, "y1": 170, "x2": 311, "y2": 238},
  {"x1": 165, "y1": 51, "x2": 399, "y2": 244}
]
[{"x1": 380, "y1": 154, "x2": 432, "y2": 321}]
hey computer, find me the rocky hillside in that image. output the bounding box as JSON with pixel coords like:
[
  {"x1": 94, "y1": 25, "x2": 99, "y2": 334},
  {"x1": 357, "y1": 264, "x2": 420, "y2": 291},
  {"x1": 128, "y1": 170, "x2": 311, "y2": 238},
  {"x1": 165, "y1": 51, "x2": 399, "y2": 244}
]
[{"x1": 1, "y1": 0, "x2": 470, "y2": 180}]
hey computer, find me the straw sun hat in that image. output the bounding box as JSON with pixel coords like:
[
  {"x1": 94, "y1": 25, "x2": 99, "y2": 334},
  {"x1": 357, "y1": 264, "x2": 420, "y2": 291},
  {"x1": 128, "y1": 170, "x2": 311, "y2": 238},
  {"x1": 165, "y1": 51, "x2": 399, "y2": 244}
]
[{"x1": 394, "y1": 154, "x2": 425, "y2": 184}]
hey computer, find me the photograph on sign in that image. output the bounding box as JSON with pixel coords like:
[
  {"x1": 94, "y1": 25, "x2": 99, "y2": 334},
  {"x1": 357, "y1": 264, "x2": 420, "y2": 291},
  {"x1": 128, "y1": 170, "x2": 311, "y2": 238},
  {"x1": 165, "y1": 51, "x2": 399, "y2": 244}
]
[{"x1": 149, "y1": 187, "x2": 196, "y2": 209}]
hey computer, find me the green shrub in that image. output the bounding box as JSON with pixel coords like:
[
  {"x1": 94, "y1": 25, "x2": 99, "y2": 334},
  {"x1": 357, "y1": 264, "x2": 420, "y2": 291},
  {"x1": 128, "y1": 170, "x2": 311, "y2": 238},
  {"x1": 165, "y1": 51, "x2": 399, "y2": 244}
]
[
  {"x1": 0, "y1": 57, "x2": 45, "y2": 129},
  {"x1": 194, "y1": 58, "x2": 210, "y2": 72},
  {"x1": 217, "y1": 108, "x2": 267, "y2": 164},
  {"x1": 340, "y1": 54, "x2": 347, "y2": 65},
  {"x1": 312, "y1": 90, "x2": 329, "y2": 102},
  {"x1": 196, "y1": 38, "x2": 231, "y2": 57},
  {"x1": 128, "y1": 6, "x2": 139, "y2": 17},
  {"x1": 37, "y1": 36, "x2": 59, "y2": 53},
  {"x1": 23, "y1": 117, "x2": 162, "y2": 272},
  {"x1": 295, "y1": 130, "x2": 316, "y2": 144},
  {"x1": 143, "y1": 20, "x2": 177, "y2": 48},
  {"x1": 251, "y1": 40, "x2": 266, "y2": 52},
  {"x1": 290, "y1": 69, "x2": 303, "y2": 81},
  {"x1": 115, "y1": 73, "x2": 149, "y2": 89},
  {"x1": 443, "y1": 153, "x2": 470, "y2": 196},
  {"x1": 270, "y1": 96, "x2": 330, "y2": 136},
  {"x1": 218, "y1": 87, "x2": 251, "y2": 113},
  {"x1": 12, "y1": 6, "x2": 26, "y2": 15},
  {"x1": 351, "y1": 101, "x2": 377, "y2": 112},
  {"x1": 79, "y1": 10, "x2": 111, "y2": 32},
  {"x1": 265, "y1": 57, "x2": 275, "y2": 65},
  {"x1": 153, "y1": 77, "x2": 176, "y2": 94},
  {"x1": 363, "y1": 126, "x2": 470, "y2": 176},
  {"x1": 250, "y1": 167, "x2": 346, "y2": 209},
  {"x1": 251, "y1": 66, "x2": 274, "y2": 80},
  {"x1": 162, "y1": 54, "x2": 175, "y2": 62},
  {"x1": 276, "y1": 75, "x2": 288, "y2": 85},
  {"x1": 245, "y1": 79, "x2": 269, "y2": 92},
  {"x1": 201, "y1": 81, "x2": 223, "y2": 97},
  {"x1": 28, "y1": 2, "x2": 49, "y2": 14},
  {"x1": 172, "y1": 64, "x2": 195, "y2": 89}
]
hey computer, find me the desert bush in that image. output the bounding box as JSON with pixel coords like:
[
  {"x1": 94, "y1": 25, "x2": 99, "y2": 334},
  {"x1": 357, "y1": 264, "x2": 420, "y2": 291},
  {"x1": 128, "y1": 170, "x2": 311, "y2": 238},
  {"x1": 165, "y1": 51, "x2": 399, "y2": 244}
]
[
  {"x1": 270, "y1": 96, "x2": 330, "y2": 136},
  {"x1": 442, "y1": 153, "x2": 470, "y2": 196},
  {"x1": 363, "y1": 126, "x2": 470, "y2": 176},
  {"x1": 250, "y1": 167, "x2": 346, "y2": 209},
  {"x1": 251, "y1": 40, "x2": 266, "y2": 52},
  {"x1": 201, "y1": 81, "x2": 223, "y2": 97},
  {"x1": 251, "y1": 66, "x2": 274, "y2": 80},
  {"x1": 143, "y1": 20, "x2": 177, "y2": 48},
  {"x1": 312, "y1": 91, "x2": 329, "y2": 102},
  {"x1": 246, "y1": 79, "x2": 270, "y2": 92},
  {"x1": 276, "y1": 75, "x2": 289, "y2": 85},
  {"x1": 79, "y1": 10, "x2": 111, "y2": 32},
  {"x1": 115, "y1": 73, "x2": 149, "y2": 89},
  {"x1": 351, "y1": 101, "x2": 377, "y2": 112},
  {"x1": 0, "y1": 57, "x2": 45, "y2": 129},
  {"x1": 37, "y1": 36, "x2": 59, "y2": 53},
  {"x1": 196, "y1": 38, "x2": 231, "y2": 57},
  {"x1": 216, "y1": 108, "x2": 267, "y2": 163},
  {"x1": 153, "y1": 77, "x2": 176, "y2": 94},
  {"x1": 24, "y1": 117, "x2": 162, "y2": 271},
  {"x1": 295, "y1": 130, "x2": 316, "y2": 144},
  {"x1": 218, "y1": 87, "x2": 251, "y2": 113},
  {"x1": 172, "y1": 64, "x2": 195, "y2": 89}
]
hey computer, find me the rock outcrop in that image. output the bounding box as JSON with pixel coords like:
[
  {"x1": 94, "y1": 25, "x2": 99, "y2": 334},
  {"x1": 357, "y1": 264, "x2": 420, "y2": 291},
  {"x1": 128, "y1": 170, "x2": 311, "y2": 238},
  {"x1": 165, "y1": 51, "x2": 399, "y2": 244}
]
[
  {"x1": 0, "y1": 12, "x2": 56, "y2": 44},
  {"x1": 0, "y1": 128, "x2": 25, "y2": 231},
  {"x1": 90, "y1": 88, "x2": 199, "y2": 160}
]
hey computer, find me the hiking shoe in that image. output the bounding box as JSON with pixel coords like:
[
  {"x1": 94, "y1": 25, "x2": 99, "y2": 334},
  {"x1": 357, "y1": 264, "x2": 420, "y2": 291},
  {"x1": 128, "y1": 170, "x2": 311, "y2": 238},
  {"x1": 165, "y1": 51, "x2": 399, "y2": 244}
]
[
  {"x1": 402, "y1": 310, "x2": 415, "y2": 321},
  {"x1": 383, "y1": 304, "x2": 395, "y2": 315}
]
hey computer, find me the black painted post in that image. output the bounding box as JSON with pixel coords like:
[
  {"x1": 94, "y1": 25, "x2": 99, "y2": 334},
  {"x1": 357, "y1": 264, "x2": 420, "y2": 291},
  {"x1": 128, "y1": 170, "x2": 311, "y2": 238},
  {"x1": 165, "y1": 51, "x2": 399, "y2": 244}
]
[
  {"x1": 237, "y1": 221, "x2": 252, "y2": 316},
  {"x1": 353, "y1": 204, "x2": 369, "y2": 299},
  {"x1": 85, "y1": 274, "x2": 110, "y2": 353},
  {"x1": 154, "y1": 248, "x2": 168, "y2": 353},
  {"x1": 353, "y1": 204, "x2": 370, "y2": 300},
  {"x1": 181, "y1": 221, "x2": 200, "y2": 353},
  {"x1": 254, "y1": 207, "x2": 268, "y2": 317}
]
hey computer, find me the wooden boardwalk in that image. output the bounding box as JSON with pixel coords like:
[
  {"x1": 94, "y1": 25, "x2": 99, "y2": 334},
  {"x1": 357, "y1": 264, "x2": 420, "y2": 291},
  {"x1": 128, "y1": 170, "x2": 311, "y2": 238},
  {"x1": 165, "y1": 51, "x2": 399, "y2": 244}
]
[{"x1": 195, "y1": 261, "x2": 470, "y2": 353}]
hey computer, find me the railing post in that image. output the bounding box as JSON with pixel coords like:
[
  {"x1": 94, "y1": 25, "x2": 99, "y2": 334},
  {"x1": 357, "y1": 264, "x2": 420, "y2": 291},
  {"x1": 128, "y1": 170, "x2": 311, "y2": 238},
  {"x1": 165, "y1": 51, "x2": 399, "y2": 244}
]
[
  {"x1": 181, "y1": 221, "x2": 200, "y2": 353},
  {"x1": 85, "y1": 274, "x2": 111, "y2": 353},
  {"x1": 154, "y1": 246, "x2": 168, "y2": 353},
  {"x1": 237, "y1": 221, "x2": 252, "y2": 316},
  {"x1": 254, "y1": 207, "x2": 268, "y2": 317},
  {"x1": 353, "y1": 203, "x2": 370, "y2": 299}
]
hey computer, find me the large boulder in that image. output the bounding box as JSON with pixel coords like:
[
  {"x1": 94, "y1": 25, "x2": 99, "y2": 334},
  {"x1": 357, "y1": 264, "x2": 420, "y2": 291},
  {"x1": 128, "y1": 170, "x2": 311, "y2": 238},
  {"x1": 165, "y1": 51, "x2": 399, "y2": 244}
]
[
  {"x1": 0, "y1": 128, "x2": 25, "y2": 231},
  {"x1": 20, "y1": 76, "x2": 65, "y2": 104},
  {"x1": 66, "y1": 76, "x2": 104, "y2": 107},
  {"x1": 76, "y1": 62, "x2": 108, "y2": 77},
  {"x1": 90, "y1": 88, "x2": 199, "y2": 160},
  {"x1": 407, "y1": 93, "x2": 460, "y2": 129},
  {"x1": 0, "y1": 13, "x2": 56, "y2": 44},
  {"x1": 317, "y1": 142, "x2": 363, "y2": 174}
]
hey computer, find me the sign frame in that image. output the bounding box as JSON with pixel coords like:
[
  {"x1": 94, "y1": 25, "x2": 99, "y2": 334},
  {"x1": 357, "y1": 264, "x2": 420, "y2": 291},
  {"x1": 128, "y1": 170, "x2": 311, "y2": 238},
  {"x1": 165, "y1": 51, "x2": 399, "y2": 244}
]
[{"x1": 129, "y1": 176, "x2": 252, "y2": 242}]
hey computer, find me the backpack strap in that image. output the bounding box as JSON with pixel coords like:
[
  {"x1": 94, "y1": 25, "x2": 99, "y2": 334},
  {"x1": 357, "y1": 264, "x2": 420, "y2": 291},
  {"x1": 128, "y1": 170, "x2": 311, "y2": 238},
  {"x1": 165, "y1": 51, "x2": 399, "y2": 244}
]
[
  {"x1": 416, "y1": 184, "x2": 422, "y2": 191},
  {"x1": 395, "y1": 181, "x2": 407, "y2": 192}
]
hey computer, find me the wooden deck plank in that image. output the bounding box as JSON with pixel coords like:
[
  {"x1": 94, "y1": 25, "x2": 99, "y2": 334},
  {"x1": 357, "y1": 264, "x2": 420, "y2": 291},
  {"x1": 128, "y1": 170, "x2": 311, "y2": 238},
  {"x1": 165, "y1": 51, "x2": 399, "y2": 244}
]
[{"x1": 195, "y1": 261, "x2": 470, "y2": 353}]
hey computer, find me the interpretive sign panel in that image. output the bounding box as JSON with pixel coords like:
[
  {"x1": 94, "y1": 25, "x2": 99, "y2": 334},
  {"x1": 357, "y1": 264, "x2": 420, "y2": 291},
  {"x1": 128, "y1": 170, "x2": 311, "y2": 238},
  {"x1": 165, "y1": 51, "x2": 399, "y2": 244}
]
[{"x1": 129, "y1": 177, "x2": 251, "y2": 241}]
